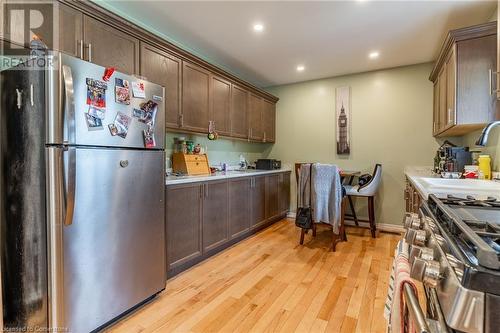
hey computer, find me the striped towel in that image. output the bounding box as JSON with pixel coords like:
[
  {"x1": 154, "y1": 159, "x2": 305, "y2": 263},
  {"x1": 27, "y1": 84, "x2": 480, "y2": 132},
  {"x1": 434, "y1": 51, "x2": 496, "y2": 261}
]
[{"x1": 384, "y1": 240, "x2": 418, "y2": 333}]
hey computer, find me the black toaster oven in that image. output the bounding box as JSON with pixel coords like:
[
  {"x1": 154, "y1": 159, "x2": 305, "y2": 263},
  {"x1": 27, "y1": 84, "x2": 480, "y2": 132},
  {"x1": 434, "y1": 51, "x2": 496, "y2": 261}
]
[{"x1": 256, "y1": 159, "x2": 281, "y2": 170}]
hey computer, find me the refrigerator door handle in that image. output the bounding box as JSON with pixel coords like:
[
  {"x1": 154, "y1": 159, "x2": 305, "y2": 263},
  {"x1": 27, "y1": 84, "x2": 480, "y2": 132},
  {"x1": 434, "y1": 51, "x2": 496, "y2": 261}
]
[
  {"x1": 62, "y1": 65, "x2": 76, "y2": 144},
  {"x1": 63, "y1": 147, "x2": 76, "y2": 226},
  {"x1": 46, "y1": 147, "x2": 65, "y2": 328}
]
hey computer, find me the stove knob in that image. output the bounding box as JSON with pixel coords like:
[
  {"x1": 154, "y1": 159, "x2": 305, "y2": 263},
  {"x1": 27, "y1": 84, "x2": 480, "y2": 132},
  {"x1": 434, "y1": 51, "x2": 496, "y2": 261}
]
[
  {"x1": 420, "y1": 247, "x2": 434, "y2": 261},
  {"x1": 413, "y1": 229, "x2": 427, "y2": 247},
  {"x1": 423, "y1": 260, "x2": 442, "y2": 288},
  {"x1": 404, "y1": 213, "x2": 420, "y2": 229}
]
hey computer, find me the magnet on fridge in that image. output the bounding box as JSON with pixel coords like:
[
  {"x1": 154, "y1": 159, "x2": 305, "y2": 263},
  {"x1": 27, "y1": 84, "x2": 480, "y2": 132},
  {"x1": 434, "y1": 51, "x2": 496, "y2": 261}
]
[
  {"x1": 115, "y1": 78, "x2": 130, "y2": 105},
  {"x1": 132, "y1": 108, "x2": 145, "y2": 119},
  {"x1": 131, "y1": 81, "x2": 146, "y2": 98},
  {"x1": 109, "y1": 111, "x2": 131, "y2": 139},
  {"x1": 87, "y1": 106, "x2": 105, "y2": 120},
  {"x1": 85, "y1": 113, "x2": 103, "y2": 130},
  {"x1": 152, "y1": 95, "x2": 163, "y2": 102},
  {"x1": 102, "y1": 67, "x2": 115, "y2": 82},
  {"x1": 108, "y1": 123, "x2": 118, "y2": 136},
  {"x1": 86, "y1": 78, "x2": 107, "y2": 108},
  {"x1": 139, "y1": 100, "x2": 158, "y2": 126},
  {"x1": 143, "y1": 125, "x2": 156, "y2": 148}
]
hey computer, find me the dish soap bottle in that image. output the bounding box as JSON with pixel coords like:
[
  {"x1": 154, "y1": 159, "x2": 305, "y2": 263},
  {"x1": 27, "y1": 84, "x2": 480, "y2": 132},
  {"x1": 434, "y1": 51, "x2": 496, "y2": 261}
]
[{"x1": 478, "y1": 155, "x2": 492, "y2": 180}]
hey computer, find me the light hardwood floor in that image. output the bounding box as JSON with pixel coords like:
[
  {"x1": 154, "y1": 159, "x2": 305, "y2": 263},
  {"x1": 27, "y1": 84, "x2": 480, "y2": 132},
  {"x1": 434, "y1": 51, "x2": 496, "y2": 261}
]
[{"x1": 106, "y1": 219, "x2": 401, "y2": 333}]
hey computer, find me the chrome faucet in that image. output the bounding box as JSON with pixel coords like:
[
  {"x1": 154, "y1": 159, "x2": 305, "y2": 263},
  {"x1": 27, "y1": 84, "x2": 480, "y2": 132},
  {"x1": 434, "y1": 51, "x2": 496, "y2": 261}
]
[{"x1": 476, "y1": 121, "x2": 500, "y2": 146}]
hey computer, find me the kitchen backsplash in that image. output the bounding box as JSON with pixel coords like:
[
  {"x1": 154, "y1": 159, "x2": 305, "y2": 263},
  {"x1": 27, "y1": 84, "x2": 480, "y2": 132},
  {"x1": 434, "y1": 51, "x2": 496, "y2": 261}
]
[{"x1": 165, "y1": 132, "x2": 272, "y2": 168}]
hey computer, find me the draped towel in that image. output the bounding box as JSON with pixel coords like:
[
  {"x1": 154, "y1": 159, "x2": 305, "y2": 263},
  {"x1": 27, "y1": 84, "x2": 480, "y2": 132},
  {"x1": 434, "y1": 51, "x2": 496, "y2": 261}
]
[{"x1": 311, "y1": 163, "x2": 343, "y2": 233}]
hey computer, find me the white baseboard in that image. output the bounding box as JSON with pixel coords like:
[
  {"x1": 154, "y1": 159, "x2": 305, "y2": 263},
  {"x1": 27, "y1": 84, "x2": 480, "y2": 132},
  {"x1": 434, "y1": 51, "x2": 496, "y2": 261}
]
[{"x1": 286, "y1": 212, "x2": 404, "y2": 234}]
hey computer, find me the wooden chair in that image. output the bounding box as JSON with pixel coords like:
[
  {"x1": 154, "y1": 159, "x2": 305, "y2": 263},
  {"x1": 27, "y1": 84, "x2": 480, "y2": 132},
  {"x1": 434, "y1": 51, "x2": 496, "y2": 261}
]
[
  {"x1": 344, "y1": 164, "x2": 382, "y2": 238},
  {"x1": 294, "y1": 163, "x2": 347, "y2": 251}
]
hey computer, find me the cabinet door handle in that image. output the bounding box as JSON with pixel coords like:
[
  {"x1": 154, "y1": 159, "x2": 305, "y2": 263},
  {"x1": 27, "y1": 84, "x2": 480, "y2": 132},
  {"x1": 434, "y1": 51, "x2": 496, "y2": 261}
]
[
  {"x1": 179, "y1": 113, "x2": 184, "y2": 127},
  {"x1": 78, "y1": 40, "x2": 84, "y2": 59},
  {"x1": 489, "y1": 69, "x2": 500, "y2": 95},
  {"x1": 200, "y1": 185, "x2": 203, "y2": 198},
  {"x1": 87, "y1": 43, "x2": 92, "y2": 62},
  {"x1": 205, "y1": 184, "x2": 209, "y2": 198}
]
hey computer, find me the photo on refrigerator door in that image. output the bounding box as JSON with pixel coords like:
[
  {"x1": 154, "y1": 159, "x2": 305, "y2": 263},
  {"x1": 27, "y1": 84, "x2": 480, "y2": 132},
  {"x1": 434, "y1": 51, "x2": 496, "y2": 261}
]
[{"x1": 336, "y1": 86, "x2": 351, "y2": 155}]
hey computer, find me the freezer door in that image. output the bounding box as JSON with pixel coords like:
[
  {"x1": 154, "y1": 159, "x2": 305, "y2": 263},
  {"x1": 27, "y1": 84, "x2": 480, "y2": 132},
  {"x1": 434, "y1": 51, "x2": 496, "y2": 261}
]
[
  {"x1": 48, "y1": 52, "x2": 165, "y2": 149},
  {"x1": 47, "y1": 147, "x2": 166, "y2": 332}
]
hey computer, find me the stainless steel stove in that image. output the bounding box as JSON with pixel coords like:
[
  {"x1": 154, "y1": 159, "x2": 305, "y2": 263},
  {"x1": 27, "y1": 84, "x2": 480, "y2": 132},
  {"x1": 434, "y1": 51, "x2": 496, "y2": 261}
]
[{"x1": 403, "y1": 194, "x2": 500, "y2": 333}]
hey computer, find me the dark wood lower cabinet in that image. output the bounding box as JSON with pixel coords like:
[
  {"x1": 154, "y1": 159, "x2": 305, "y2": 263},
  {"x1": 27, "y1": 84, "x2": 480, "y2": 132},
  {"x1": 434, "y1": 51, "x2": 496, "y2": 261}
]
[
  {"x1": 266, "y1": 174, "x2": 280, "y2": 219},
  {"x1": 250, "y1": 176, "x2": 267, "y2": 229},
  {"x1": 228, "y1": 178, "x2": 251, "y2": 239},
  {"x1": 166, "y1": 172, "x2": 291, "y2": 277},
  {"x1": 279, "y1": 172, "x2": 291, "y2": 214},
  {"x1": 166, "y1": 183, "x2": 202, "y2": 271},
  {"x1": 202, "y1": 181, "x2": 229, "y2": 252}
]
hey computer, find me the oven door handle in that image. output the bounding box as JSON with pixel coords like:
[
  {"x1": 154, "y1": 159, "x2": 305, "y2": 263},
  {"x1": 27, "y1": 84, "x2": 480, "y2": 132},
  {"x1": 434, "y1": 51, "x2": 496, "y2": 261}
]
[{"x1": 403, "y1": 283, "x2": 430, "y2": 333}]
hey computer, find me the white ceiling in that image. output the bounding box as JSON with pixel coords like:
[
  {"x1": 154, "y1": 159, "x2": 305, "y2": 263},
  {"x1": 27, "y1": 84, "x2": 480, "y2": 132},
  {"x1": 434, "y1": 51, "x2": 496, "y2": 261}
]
[{"x1": 101, "y1": 0, "x2": 497, "y2": 87}]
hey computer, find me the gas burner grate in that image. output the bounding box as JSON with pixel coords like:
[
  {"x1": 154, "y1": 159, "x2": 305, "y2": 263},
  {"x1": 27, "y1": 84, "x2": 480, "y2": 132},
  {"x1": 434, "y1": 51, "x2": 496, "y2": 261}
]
[
  {"x1": 428, "y1": 194, "x2": 500, "y2": 270},
  {"x1": 443, "y1": 195, "x2": 500, "y2": 207}
]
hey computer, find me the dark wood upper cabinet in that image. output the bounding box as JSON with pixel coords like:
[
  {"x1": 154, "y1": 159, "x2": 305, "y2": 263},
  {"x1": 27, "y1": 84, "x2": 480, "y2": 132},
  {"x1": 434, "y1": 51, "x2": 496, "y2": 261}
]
[
  {"x1": 230, "y1": 84, "x2": 249, "y2": 139},
  {"x1": 83, "y1": 15, "x2": 140, "y2": 74},
  {"x1": 228, "y1": 178, "x2": 251, "y2": 239},
  {"x1": 202, "y1": 181, "x2": 229, "y2": 252},
  {"x1": 182, "y1": 61, "x2": 210, "y2": 133},
  {"x1": 58, "y1": 3, "x2": 83, "y2": 58},
  {"x1": 250, "y1": 176, "x2": 267, "y2": 229},
  {"x1": 166, "y1": 183, "x2": 202, "y2": 270},
  {"x1": 430, "y1": 21, "x2": 498, "y2": 137},
  {"x1": 16, "y1": 1, "x2": 280, "y2": 142},
  {"x1": 262, "y1": 99, "x2": 276, "y2": 143},
  {"x1": 210, "y1": 75, "x2": 231, "y2": 136},
  {"x1": 249, "y1": 93, "x2": 264, "y2": 141},
  {"x1": 140, "y1": 42, "x2": 181, "y2": 129}
]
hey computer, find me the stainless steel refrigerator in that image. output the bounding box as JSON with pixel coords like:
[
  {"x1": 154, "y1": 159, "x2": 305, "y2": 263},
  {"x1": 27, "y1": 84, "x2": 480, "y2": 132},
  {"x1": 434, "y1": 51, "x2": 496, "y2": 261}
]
[{"x1": 1, "y1": 52, "x2": 166, "y2": 332}]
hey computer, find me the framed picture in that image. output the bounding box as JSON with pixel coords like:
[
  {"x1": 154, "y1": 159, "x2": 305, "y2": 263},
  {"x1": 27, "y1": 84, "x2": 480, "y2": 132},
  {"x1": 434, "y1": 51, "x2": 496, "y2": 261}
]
[{"x1": 336, "y1": 86, "x2": 351, "y2": 155}]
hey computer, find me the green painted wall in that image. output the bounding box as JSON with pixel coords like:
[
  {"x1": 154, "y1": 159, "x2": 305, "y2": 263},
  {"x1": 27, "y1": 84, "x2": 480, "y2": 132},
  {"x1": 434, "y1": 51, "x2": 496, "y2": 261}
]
[
  {"x1": 165, "y1": 132, "x2": 270, "y2": 169},
  {"x1": 265, "y1": 63, "x2": 444, "y2": 226}
]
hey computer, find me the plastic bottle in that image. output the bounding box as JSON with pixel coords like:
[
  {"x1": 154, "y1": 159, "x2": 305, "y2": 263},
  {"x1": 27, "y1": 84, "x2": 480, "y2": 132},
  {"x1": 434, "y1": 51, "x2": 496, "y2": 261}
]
[{"x1": 478, "y1": 155, "x2": 492, "y2": 180}]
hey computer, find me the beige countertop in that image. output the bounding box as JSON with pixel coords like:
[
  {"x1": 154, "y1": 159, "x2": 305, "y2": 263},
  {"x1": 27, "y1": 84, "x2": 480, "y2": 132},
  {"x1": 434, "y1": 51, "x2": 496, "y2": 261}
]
[
  {"x1": 166, "y1": 168, "x2": 292, "y2": 185},
  {"x1": 405, "y1": 166, "x2": 500, "y2": 200}
]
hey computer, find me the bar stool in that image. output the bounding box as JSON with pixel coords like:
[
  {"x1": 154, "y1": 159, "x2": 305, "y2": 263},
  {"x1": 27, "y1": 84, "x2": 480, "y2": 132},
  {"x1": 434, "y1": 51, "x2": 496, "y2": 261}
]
[{"x1": 344, "y1": 164, "x2": 382, "y2": 238}]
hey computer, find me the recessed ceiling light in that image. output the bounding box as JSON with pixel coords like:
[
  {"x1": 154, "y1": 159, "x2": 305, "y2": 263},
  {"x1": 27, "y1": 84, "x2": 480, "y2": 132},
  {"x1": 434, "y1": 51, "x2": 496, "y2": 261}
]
[
  {"x1": 369, "y1": 51, "x2": 380, "y2": 59},
  {"x1": 296, "y1": 65, "x2": 305, "y2": 72},
  {"x1": 253, "y1": 23, "x2": 264, "y2": 32}
]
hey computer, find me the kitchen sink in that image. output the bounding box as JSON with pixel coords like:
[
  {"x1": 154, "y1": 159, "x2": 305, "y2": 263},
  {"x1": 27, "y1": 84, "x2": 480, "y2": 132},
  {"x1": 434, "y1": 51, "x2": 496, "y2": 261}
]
[
  {"x1": 414, "y1": 177, "x2": 500, "y2": 199},
  {"x1": 418, "y1": 178, "x2": 500, "y2": 190}
]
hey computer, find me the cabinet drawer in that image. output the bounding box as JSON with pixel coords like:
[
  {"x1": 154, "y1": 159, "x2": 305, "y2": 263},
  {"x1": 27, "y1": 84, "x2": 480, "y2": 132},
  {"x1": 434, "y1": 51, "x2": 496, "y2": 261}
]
[
  {"x1": 184, "y1": 154, "x2": 206, "y2": 162},
  {"x1": 186, "y1": 161, "x2": 209, "y2": 175}
]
